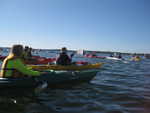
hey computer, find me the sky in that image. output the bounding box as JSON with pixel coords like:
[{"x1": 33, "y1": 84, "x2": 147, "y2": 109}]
[{"x1": 0, "y1": 0, "x2": 150, "y2": 53}]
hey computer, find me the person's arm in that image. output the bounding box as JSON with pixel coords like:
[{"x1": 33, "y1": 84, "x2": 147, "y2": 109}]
[
  {"x1": 14, "y1": 59, "x2": 40, "y2": 76},
  {"x1": 66, "y1": 55, "x2": 72, "y2": 64},
  {"x1": 56, "y1": 54, "x2": 61, "y2": 65}
]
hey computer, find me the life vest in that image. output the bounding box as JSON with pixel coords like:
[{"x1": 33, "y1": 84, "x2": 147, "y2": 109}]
[{"x1": 0, "y1": 54, "x2": 27, "y2": 78}]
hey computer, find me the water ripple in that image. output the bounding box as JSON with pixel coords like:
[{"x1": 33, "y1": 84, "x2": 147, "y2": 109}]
[{"x1": 0, "y1": 53, "x2": 150, "y2": 113}]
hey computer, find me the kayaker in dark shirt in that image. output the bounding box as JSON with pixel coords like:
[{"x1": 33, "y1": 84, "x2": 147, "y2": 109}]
[
  {"x1": 56, "y1": 47, "x2": 71, "y2": 65},
  {"x1": 23, "y1": 46, "x2": 33, "y2": 59},
  {"x1": 117, "y1": 53, "x2": 122, "y2": 59},
  {"x1": 22, "y1": 46, "x2": 35, "y2": 64},
  {"x1": 109, "y1": 54, "x2": 114, "y2": 57}
]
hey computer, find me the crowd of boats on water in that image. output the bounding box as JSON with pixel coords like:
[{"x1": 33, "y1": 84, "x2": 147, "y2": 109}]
[
  {"x1": 0, "y1": 45, "x2": 149, "y2": 95},
  {"x1": 0, "y1": 47, "x2": 149, "y2": 63},
  {"x1": 82, "y1": 52, "x2": 142, "y2": 61},
  {"x1": 0, "y1": 46, "x2": 103, "y2": 95}
]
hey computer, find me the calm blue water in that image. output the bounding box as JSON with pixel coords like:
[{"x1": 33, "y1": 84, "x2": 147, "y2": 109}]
[{"x1": 0, "y1": 50, "x2": 150, "y2": 113}]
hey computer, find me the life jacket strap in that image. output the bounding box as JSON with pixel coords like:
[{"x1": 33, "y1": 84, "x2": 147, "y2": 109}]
[{"x1": 1, "y1": 68, "x2": 15, "y2": 70}]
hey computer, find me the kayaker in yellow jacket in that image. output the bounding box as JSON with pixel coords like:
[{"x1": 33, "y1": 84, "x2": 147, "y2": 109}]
[{"x1": 0, "y1": 44, "x2": 41, "y2": 78}]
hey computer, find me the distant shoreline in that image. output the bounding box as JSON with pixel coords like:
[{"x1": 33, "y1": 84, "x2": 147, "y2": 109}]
[{"x1": 0, "y1": 47, "x2": 148, "y2": 55}]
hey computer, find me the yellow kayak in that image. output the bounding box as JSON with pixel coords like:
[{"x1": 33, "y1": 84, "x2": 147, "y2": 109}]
[
  {"x1": 131, "y1": 57, "x2": 141, "y2": 61},
  {"x1": 29, "y1": 63, "x2": 103, "y2": 71}
]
